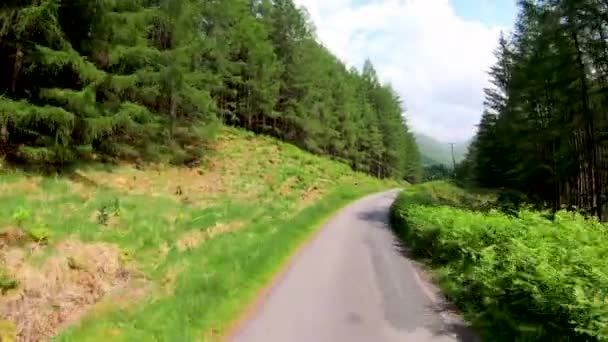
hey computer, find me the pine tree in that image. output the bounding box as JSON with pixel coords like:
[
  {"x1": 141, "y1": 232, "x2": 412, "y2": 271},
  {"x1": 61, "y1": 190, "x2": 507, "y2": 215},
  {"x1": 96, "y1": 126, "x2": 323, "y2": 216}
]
[
  {"x1": 469, "y1": 0, "x2": 608, "y2": 218},
  {"x1": 1, "y1": 0, "x2": 421, "y2": 181}
]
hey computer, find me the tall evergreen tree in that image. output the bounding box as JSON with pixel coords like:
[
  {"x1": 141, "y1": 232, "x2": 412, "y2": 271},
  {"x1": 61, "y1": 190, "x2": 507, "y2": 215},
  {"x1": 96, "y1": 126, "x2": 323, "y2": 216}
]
[
  {"x1": 1, "y1": 0, "x2": 421, "y2": 181},
  {"x1": 467, "y1": 0, "x2": 608, "y2": 218}
]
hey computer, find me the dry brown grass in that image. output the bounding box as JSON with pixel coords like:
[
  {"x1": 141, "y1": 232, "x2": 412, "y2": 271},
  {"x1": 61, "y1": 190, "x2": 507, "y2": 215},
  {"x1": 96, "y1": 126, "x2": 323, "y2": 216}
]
[
  {"x1": 176, "y1": 221, "x2": 244, "y2": 253},
  {"x1": 87, "y1": 277, "x2": 150, "y2": 315},
  {"x1": 68, "y1": 181, "x2": 97, "y2": 203},
  {"x1": 176, "y1": 230, "x2": 204, "y2": 252},
  {"x1": 0, "y1": 228, "x2": 27, "y2": 250},
  {"x1": 207, "y1": 131, "x2": 286, "y2": 201},
  {"x1": 159, "y1": 264, "x2": 185, "y2": 296},
  {"x1": 0, "y1": 239, "x2": 139, "y2": 342},
  {"x1": 278, "y1": 177, "x2": 297, "y2": 196},
  {"x1": 67, "y1": 132, "x2": 282, "y2": 206},
  {"x1": 70, "y1": 162, "x2": 226, "y2": 208},
  {"x1": 299, "y1": 185, "x2": 324, "y2": 208},
  {"x1": 158, "y1": 242, "x2": 170, "y2": 260},
  {"x1": 0, "y1": 178, "x2": 41, "y2": 197}
]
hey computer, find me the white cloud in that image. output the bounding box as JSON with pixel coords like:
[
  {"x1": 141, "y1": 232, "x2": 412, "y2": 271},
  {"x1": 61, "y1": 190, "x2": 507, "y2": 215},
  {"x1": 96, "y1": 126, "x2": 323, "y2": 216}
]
[{"x1": 294, "y1": 0, "x2": 505, "y2": 142}]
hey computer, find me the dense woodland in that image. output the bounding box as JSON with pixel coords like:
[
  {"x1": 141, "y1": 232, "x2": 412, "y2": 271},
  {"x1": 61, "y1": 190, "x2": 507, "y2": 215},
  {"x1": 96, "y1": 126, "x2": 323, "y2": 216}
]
[
  {"x1": 0, "y1": 0, "x2": 421, "y2": 182},
  {"x1": 461, "y1": 0, "x2": 608, "y2": 219}
]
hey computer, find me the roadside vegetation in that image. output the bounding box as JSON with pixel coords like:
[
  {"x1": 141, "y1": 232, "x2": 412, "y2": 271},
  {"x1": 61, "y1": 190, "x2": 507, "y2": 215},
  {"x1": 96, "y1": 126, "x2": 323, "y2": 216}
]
[
  {"x1": 417, "y1": 3, "x2": 608, "y2": 337},
  {"x1": 391, "y1": 181, "x2": 608, "y2": 341},
  {"x1": 0, "y1": 128, "x2": 397, "y2": 341}
]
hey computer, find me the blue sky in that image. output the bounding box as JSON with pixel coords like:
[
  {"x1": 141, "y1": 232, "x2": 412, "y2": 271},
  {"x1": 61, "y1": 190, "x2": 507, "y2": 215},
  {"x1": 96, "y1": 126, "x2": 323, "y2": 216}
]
[
  {"x1": 452, "y1": 0, "x2": 517, "y2": 27},
  {"x1": 295, "y1": 0, "x2": 519, "y2": 142}
]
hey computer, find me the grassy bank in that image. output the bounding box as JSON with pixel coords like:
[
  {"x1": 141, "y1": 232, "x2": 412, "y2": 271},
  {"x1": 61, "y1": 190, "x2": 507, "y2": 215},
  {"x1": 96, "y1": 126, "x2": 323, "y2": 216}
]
[
  {"x1": 0, "y1": 128, "x2": 396, "y2": 341},
  {"x1": 391, "y1": 181, "x2": 608, "y2": 341}
]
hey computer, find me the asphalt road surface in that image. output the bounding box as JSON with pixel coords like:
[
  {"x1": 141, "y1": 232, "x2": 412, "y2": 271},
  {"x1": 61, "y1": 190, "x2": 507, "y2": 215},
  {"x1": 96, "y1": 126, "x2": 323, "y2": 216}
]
[{"x1": 230, "y1": 190, "x2": 478, "y2": 342}]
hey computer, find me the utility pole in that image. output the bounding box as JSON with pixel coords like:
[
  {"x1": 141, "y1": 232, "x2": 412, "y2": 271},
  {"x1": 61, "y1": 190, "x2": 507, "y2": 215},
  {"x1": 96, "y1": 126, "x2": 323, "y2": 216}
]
[{"x1": 449, "y1": 143, "x2": 456, "y2": 171}]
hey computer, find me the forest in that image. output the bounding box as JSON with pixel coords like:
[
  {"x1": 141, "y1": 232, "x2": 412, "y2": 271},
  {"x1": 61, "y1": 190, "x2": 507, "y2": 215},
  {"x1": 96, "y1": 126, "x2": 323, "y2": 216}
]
[
  {"x1": 461, "y1": 0, "x2": 608, "y2": 220},
  {"x1": 0, "y1": 0, "x2": 421, "y2": 182}
]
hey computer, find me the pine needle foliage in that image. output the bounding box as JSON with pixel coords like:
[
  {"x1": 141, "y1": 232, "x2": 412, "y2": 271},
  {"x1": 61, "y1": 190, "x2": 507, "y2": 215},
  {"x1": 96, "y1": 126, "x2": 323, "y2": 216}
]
[
  {"x1": 463, "y1": 0, "x2": 608, "y2": 219},
  {"x1": 0, "y1": 0, "x2": 420, "y2": 180}
]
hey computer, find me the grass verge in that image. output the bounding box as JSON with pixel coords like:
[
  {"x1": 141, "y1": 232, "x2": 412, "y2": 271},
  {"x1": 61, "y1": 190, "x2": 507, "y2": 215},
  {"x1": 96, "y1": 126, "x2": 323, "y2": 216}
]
[
  {"x1": 391, "y1": 181, "x2": 608, "y2": 342},
  {"x1": 56, "y1": 185, "x2": 385, "y2": 342}
]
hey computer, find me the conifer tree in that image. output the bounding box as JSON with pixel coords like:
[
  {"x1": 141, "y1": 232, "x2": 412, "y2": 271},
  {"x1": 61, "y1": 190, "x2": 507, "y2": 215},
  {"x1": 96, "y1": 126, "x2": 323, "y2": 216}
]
[
  {"x1": 1, "y1": 0, "x2": 421, "y2": 181},
  {"x1": 467, "y1": 0, "x2": 608, "y2": 218}
]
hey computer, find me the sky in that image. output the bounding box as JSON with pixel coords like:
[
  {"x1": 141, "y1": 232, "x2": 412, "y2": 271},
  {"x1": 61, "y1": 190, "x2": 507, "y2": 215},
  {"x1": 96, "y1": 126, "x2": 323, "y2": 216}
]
[{"x1": 292, "y1": 0, "x2": 518, "y2": 143}]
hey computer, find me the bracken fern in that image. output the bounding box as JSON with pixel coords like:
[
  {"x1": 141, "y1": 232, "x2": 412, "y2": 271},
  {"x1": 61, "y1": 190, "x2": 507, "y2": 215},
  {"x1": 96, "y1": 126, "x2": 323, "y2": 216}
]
[{"x1": 392, "y1": 182, "x2": 608, "y2": 341}]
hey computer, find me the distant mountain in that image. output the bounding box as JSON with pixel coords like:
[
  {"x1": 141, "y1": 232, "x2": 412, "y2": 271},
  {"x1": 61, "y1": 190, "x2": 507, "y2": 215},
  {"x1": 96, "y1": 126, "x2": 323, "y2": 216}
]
[{"x1": 414, "y1": 133, "x2": 470, "y2": 167}]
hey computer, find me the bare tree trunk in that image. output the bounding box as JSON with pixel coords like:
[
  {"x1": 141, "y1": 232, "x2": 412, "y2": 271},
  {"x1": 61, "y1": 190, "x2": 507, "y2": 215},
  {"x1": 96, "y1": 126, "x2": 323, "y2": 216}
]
[
  {"x1": 572, "y1": 28, "x2": 602, "y2": 217},
  {"x1": 11, "y1": 46, "x2": 23, "y2": 93},
  {"x1": 170, "y1": 94, "x2": 177, "y2": 137},
  {"x1": 0, "y1": 122, "x2": 7, "y2": 143}
]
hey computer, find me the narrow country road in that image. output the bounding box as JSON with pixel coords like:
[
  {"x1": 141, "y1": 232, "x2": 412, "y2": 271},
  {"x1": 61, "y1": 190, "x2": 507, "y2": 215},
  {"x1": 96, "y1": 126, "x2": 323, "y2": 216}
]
[{"x1": 229, "y1": 190, "x2": 478, "y2": 342}]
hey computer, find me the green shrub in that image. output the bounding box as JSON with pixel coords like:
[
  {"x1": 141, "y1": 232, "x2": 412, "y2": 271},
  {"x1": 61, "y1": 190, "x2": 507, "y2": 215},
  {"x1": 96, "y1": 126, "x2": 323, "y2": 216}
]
[
  {"x1": 11, "y1": 207, "x2": 31, "y2": 227},
  {"x1": 0, "y1": 269, "x2": 18, "y2": 294},
  {"x1": 96, "y1": 198, "x2": 121, "y2": 226},
  {"x1": 26, "y1": 225, "x2": 52, "y2": 244},
  {"x1": 391, "y1": 182, "x2": 608, "y2": 341}
]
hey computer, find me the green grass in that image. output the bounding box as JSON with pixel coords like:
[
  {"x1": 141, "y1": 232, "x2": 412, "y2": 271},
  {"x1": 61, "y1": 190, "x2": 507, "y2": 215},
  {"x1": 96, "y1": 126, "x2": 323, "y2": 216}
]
[
  {"x1": 57, "y1": 186, "x2": 380, "y2": 342},
  {"x1": 391, "y1": 181, "x2": 608, "y2": 341},
  {"x1": 393, "y1": 180, "x2": 495, "y2": 209},
  {"x1": 0, "y1": 127, "x2": 397, "y2": 341}
]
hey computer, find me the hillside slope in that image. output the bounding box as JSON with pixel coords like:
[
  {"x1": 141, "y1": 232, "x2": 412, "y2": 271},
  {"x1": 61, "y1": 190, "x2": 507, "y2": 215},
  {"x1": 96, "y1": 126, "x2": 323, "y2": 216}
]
[
  {"x1": 415, "y1": 133, "x2": 469, "y2": 166},
  {"x1": 0, "y1": 128, "x2": 396, "y2": 341}
]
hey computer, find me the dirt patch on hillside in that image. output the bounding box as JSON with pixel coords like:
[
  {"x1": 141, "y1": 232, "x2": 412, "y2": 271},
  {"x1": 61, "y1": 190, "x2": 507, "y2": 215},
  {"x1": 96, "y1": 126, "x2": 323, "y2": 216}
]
[{"x1": 0, "y1": 239, "x2": 141, "y2": 342}]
